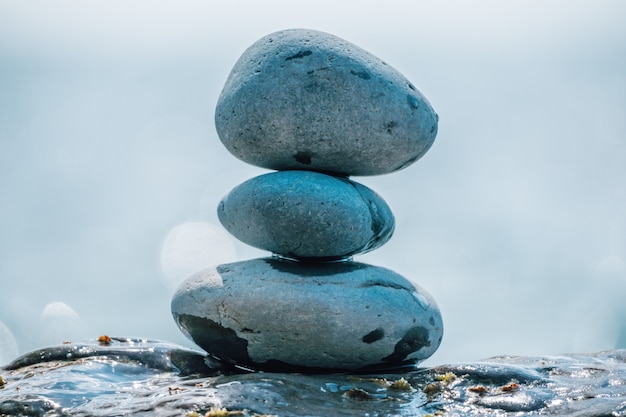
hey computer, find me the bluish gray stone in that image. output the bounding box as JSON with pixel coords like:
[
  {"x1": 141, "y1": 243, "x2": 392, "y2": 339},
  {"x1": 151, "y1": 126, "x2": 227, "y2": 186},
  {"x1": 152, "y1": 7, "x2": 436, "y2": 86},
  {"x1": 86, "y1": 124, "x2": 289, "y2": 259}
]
[
  {"x1": 171, "y1": 257, "x2": 444, "y2": 372},
  {"x1": 217, "y1": 170, "x2": 394, "y2": 260},
  {"x1": 215, "y1": 28, "x2": 439, "y2": 176}
]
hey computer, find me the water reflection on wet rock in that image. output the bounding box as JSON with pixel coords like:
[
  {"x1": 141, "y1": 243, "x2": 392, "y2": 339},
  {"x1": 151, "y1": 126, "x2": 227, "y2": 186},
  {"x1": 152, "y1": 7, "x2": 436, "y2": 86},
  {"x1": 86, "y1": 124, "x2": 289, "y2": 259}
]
[{"x1": 2, "y1": 338, "x2": 626, "y2": 416}]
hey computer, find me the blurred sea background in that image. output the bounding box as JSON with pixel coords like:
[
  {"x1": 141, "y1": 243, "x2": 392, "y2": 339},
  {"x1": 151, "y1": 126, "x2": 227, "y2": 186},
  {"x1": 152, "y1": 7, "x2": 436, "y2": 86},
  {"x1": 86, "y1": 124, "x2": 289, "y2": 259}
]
[{"x1": 1, "y1": 0, "x2": 625, "y2": 367}]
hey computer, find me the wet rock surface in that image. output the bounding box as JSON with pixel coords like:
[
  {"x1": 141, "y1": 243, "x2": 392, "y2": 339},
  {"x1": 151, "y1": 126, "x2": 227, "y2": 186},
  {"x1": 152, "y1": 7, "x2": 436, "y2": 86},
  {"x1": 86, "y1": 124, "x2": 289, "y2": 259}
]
[
  {"x1": 2, "y1": 338, "x2": 626, "y2": 417},
  {"x1": 215, "y1": 28, "x2": 438, "y2": 176},
  {"x1": 218, "y1": 170, "x2": 395, "y2": 260},
  {"x1": 171, "y1": 258, "x2": 443, "y2": 371}
]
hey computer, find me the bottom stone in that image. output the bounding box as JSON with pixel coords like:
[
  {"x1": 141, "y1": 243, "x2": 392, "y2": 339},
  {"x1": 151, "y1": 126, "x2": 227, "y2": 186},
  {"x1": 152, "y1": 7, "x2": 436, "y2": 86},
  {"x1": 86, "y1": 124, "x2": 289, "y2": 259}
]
[{"x1": 171, "y1": 257, "x2": 443, "y2": 372}]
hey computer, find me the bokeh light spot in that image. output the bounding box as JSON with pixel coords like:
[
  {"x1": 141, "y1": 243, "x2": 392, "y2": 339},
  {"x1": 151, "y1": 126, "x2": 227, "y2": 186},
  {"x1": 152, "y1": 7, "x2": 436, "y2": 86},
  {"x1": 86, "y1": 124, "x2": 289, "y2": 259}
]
[
  {"x1": 160, "y1": 222, "x2": 236, "y2": 291},
  {"x1": 0, "y1": 321, "x2": 18, "y2": 366},
  {"x1": 40, "y1": 302, "x2": 84, "y2": 346}
]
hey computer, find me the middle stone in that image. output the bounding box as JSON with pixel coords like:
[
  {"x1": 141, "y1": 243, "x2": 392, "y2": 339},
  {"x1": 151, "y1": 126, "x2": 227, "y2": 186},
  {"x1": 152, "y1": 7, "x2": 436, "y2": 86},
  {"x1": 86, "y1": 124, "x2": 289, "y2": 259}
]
[{"x1": 218, "y1": 170, "x2": 394, "y2": 260}]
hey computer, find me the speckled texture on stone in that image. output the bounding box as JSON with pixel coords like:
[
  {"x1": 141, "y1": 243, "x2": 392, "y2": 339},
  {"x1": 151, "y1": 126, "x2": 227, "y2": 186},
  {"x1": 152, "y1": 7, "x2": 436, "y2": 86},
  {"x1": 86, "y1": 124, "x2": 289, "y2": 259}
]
[
  {"x1": 171, "y1": 257, "x2": 443, "y2": 372},
  {"x1": 217, "y1": 170, "x2": 395, "y2": 260},
  {"x1": 215, "y1": 28, "x2": 439, "y2": 176}
]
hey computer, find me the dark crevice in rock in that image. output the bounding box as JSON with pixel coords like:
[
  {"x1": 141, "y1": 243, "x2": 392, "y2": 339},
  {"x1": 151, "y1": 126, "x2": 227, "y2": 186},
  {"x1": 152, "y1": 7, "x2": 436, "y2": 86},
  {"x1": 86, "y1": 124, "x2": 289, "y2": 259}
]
[
  {"x1": 384, "y1": 120, "x2": 397, "y2": 134},
  {"x1": 294, "y1": 150, "x2": 313, "y2": 164},
  {"x1": 250, "y1": 358, "x2": 417, "y2": 374},
  {"x1": 350, "y1": 69, "x2": 371, "y2": 80},
  {"x1": 359, "y1": 279, "x2": 413, "y2": 292},
  {"x1": 362, "y1": 328, "x2": 385, "y2": 344},
  {"x1": 285, "y1": 50, "x2": 312, "y2": 61},
  {"x1": 263, "y1": 257, "x2": 366, "y2": 276},
  {"x1": 337, "y1": 178, "x2": 394, "y2": 254}
]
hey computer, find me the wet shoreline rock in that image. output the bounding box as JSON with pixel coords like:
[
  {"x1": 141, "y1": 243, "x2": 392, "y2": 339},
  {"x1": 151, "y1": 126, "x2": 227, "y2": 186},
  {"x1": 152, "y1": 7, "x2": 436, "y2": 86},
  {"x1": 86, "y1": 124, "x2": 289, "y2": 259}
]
[
  {"x1": 171, "y1": 257, "x2": 443, "y2": 372},
  {"x1": 3, "y1": 338, "x2": 626, "y2": 416}
]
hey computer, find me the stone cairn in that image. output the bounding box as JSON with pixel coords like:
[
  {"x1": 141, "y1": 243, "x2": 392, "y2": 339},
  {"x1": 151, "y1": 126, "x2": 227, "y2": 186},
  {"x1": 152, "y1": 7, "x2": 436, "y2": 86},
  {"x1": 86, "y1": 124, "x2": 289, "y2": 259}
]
[{"x1": 171, "y1": 29, "x2": 443, "y2": 372}]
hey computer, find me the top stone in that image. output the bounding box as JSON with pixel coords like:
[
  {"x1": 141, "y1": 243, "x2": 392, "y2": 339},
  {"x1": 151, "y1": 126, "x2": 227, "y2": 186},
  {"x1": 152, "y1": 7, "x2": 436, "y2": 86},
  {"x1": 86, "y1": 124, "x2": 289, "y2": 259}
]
[{"x1": 215, "y1": 29, "x2": 438, "y2": 176}]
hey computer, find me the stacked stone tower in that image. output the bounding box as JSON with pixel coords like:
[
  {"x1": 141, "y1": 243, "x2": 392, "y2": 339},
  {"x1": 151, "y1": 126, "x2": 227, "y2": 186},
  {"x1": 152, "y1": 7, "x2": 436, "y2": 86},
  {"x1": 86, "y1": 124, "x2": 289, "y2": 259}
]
[{"x1": 171, "y1": 29, "x2": 443, "y2": 372}]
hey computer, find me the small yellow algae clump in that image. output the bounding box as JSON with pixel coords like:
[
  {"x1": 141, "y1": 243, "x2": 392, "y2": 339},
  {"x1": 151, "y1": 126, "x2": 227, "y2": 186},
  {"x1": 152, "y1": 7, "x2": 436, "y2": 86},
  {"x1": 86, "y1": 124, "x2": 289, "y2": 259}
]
[
  {"x1": 349, "y1": 376, "x2": 414, "y2": 391},
  {"x1": 423, "y1": 383, "x2": 440, "y2": 395},
  {"x1": 423, "y1": 372, "x2": 459, "y2": 399},
  {"x1": 389, "y1": 377, "x2": 413, "y2": 391},
  {"x1": 204, "y1": 408, "x2": 244, "y2": 417},
  {"x1": 435, "y1": 372, "x2": 456, "y2": 383},
  {"x1": 343, "y1": 388, "x2": 374, "y2": 401}
]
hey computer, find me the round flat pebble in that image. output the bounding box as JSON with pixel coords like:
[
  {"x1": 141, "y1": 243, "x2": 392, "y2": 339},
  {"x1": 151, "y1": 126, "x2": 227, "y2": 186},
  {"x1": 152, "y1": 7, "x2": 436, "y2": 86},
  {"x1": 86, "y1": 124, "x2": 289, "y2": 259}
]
[
  {"x1": 171, "y1": 258, "x2": 444, "y2": 372},
  {"x1": 217, "y1": 170, "x2": 394, "y2": 260},
  {"x1": 215, "y1": 28, "x2": 438, "y2": 176}
]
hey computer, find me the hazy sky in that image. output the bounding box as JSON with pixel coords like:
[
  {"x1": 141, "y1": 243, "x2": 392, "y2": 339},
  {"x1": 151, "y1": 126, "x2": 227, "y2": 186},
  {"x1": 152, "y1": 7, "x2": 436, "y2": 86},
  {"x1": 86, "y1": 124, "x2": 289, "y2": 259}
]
[{"x1": 1, "y1": 1, "x2": 625, "y2": 366}]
